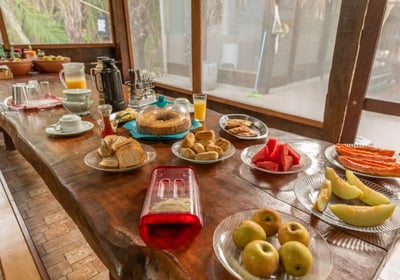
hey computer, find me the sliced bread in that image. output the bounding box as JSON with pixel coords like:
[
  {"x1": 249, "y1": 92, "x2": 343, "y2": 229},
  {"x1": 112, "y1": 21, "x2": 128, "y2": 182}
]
[
  {"x1": 99, "y1": 156, "x2": 119, "y2": 169},
  {"x1": 115, "y1": 139, "x2": 146, "y2": 168}
]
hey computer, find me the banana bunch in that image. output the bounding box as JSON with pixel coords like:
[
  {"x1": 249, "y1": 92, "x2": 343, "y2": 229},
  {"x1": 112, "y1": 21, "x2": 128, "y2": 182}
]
[{"x1": 313, "y1": 167, "x2": 395, "y2": 227}]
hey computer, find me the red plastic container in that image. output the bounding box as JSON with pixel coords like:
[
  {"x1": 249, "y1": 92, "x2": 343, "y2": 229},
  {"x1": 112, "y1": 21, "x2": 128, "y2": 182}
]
[{"x1": 138, "y1": 166, "x2": 203, "y2": 250}]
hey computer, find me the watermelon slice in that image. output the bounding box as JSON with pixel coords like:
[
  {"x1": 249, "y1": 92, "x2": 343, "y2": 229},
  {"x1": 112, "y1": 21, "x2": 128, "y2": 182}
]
[
  {"x1": 270, "y1": 143, "x2": 287, "y2": 164},
  {"x1": 266, "y1": 138, "x2": 278, "y2": 154},
  {"x1": 281, "y1": 155, "x2": 294, "y2": 171},
  {"x1": 288, "y1": 145, "x2": 301, "y2": 165},
  {"x1": 255, "y1": 161, "x2": 279, "y2": 171},
  {"x1": 251, "y1": 147, "x2": 268, "y2": 163}
]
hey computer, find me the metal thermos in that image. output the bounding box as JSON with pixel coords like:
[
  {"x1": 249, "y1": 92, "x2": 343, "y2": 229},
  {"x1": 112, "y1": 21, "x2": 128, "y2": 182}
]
[{"x1": 96, "y1": 58, "x2": 125, "y2": 112}]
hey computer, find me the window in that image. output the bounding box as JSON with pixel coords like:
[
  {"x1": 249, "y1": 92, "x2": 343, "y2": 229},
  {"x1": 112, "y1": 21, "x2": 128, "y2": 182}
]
[
  {"x1": 0, "y1": 0, "x2": 112, "y2": 45},
  {"x1": 358, "y1": 1, "x2": 400, "y2": 151},
  {"x1": 127, "y1": 0, "x2": 341, "y2": 122},
  {"x1": 128, "y1": 0, "x2": 192, "y2": 87}
]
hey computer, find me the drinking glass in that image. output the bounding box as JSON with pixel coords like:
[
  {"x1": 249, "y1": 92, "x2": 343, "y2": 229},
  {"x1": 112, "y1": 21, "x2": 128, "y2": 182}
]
[{"x1": 193, "y1": 93, "x2": 207, "y2": 121}]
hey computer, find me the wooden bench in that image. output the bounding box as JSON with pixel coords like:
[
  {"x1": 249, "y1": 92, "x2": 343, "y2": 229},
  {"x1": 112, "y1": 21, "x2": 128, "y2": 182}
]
[{"x1": 0, "y1": 171, "x2": 48, "y2": 280}]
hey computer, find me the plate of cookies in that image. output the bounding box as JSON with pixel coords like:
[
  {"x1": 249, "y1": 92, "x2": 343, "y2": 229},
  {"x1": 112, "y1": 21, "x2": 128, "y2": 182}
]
[
  {"x1": 219, "y1": 114, "x2": 268, "y2": 140},
  {"x1": 171, "y1": 129, "x2": 235, "y2": 164}
]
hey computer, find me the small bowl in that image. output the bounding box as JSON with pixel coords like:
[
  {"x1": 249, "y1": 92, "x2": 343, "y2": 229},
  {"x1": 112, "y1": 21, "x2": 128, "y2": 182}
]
[
  {"x1": 0, "y1": 59, "x2": 32, "y2": 75},
  {"x1": 33, "y1": 57, "x2": 71, "y2": 73}
]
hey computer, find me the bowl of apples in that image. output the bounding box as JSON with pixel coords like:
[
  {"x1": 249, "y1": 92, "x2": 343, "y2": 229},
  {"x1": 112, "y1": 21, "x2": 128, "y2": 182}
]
[
  {"x1": 0, "y1": 58, "x2": 32, "y2": 75},
  {"x1": 33, "y1": 55, "x2": 71, "y2": 73}
]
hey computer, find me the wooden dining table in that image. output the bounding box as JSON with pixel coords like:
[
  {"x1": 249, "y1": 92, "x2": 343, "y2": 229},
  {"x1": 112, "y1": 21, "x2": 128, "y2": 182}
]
[{"x1": 0, "y1": 73, "x2": 399, "y2": 280}]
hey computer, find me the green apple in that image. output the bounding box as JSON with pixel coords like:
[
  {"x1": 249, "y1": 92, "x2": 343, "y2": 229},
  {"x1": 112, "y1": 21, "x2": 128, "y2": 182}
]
[
  {"x1": 251, "y1": 207, "x2": 282, "y2": 237},
  {"x1": 242, "y1": 240, "x2": 279, "y2": 277},
  {"x1": 279, "y1": 240, "x2": 313, "y2": 277},
  {"x1": 278, "y1": 221, "x2": 310, "y2": 246},
  {"x1": 232, "y1": 219, "x2": 266, "y2": 249}
]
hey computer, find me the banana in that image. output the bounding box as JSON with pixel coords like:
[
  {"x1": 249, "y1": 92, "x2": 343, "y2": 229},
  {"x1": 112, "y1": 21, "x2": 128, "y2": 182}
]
[
  {"x1": 313, "y1": 179, "x2": 332, "y2": 212},
  {"x1": 329, "y1": 203, "x2": 396, "y2": 226},
  {"x1": 345, "y1": 170, "x2": 390, "y2": 206},
  {"x1": 325, "y1": 167, "x2": 363, "y2": 200}
]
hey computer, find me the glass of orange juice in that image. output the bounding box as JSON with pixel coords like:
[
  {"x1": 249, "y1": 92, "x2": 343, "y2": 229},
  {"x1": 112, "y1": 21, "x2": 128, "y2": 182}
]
[
  {"x1": 193, "y1": 93, "x2": 207, "y2": 121},
  {"x1": 59, "y1": 62, "x2": 87, "y2": 89}
]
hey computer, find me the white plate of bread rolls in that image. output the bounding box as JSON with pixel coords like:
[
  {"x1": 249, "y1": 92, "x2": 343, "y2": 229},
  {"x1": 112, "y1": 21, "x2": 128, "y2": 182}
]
[{"x1": 171, "y1": 129, "x2": 236, "y2": 164}]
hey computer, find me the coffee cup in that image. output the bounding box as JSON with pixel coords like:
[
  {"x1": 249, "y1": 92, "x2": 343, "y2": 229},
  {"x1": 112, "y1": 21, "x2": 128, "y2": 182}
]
[
  {"x1": 59, "y1": 62, "x2": 87, "y2": 89},
  {"x1": 55, "y1": 114, "x2": 83, "y2": 133}
]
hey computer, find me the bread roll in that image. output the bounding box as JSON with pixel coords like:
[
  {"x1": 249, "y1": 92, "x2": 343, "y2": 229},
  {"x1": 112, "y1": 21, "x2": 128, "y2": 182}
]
[
  {"x1": 195, "y1": 130, "x2": 215, "y2": 141},
  {"x1": 115, "y1": 139, "x2": 146, "y2": 168},
  {"x1": 180, "y1": 147, "x2": 196, "y2": 159},
  {"x1": 195, "y1": 151, "x2": 219, "y2": 160},
  {"x1": 206, "y1": 143, "x2": 224, "y2": 158},
  {"x1": 214, "y1": 138, "x2": 231, "y2": 152},
  {"x1": 193, "y1": 142, "x2": 205, "y2": 153},
  {"x1": 182, "y1": 132, "x2": 195, "y2": 148}
]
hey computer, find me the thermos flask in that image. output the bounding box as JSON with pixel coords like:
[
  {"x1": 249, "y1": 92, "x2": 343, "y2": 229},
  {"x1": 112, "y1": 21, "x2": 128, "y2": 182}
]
[{"x1": 96, "y1": 58, "x2": 125, "y2": 112}]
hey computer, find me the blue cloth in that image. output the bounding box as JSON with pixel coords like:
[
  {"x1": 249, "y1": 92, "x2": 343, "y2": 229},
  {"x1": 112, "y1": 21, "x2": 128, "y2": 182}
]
[{"x1": 123, "y1": 119, "x2": 202, "y2": 140}]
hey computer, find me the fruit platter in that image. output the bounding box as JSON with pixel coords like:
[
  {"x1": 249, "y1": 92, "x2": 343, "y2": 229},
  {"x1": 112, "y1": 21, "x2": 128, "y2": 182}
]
[
  {"x1": 219, "y1": 114, "x2": 268, "y2": 140},
  {"x1": 324, "y1": 143, "x2": 400, "y2": 178},
  {"x1": 213, "y1": 208, "x2": 332, "y2": 279},
  {"x1": 294, "y1": 167, "x2": 400, "y2": 233},
  {"x1": 241, "y1": 137, "x2": 312, "y2": 174}
]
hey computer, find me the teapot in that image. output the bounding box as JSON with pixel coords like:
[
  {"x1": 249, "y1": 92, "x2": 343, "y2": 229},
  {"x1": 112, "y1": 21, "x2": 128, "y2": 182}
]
[{"x1": 62, "y1": 89, "x2": 94, "y2": 116}]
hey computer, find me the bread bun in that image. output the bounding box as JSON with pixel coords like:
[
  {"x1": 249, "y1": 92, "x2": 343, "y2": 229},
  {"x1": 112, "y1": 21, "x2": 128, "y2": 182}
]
[
  {"x1": 214, "y1": 138, "x2": 231, "y2": 152},
  {"x1": 206, "y1": 143, "x2": 224, "y2": 158},
  {"x1": 195, "y1": 151, "x2": 219, "y2": 160},
  {"x1": 193, "y1": 142, "x2": 205, "y2": 153},
  {"x1": 195, "y1": 130, "x2": 215, "y2": 141},
  {"x1": 182, "y1": 132, "x2": 195, "y2": 148},
  {"x1": 178, "y1": 129, "x2": 232, "y2": 161},
  {"x1": 180, "y1": 147, "x2": 196, "y2": 159}
]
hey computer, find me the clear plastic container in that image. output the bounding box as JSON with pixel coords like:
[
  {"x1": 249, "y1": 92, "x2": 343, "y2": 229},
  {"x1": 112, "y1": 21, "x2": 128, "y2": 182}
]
[{"x1": 138, "y1": 166, "x2": 203, "y2": 250}]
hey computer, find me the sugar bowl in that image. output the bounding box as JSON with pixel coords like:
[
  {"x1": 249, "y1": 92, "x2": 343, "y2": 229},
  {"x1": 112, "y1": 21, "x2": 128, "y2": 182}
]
[{"x1": 62, "y1": 89, "x2": 94, "y2": 115}]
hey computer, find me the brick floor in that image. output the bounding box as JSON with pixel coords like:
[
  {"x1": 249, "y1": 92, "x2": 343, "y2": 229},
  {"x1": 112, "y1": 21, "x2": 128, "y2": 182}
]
[{"x1": 0, "y1": 134, "x2": 108, "y2": 280}]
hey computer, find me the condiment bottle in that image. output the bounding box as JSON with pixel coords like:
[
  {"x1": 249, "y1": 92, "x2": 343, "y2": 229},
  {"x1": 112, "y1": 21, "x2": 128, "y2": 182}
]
[{"x1": 97, "y1": 104, "x2": 115, "y2": 137}]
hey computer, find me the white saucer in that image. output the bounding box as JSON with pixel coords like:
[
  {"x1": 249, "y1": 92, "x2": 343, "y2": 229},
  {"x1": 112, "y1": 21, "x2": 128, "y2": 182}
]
[{"x1": 45, "y1": 121, "x2": 94, "y2": 136}]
